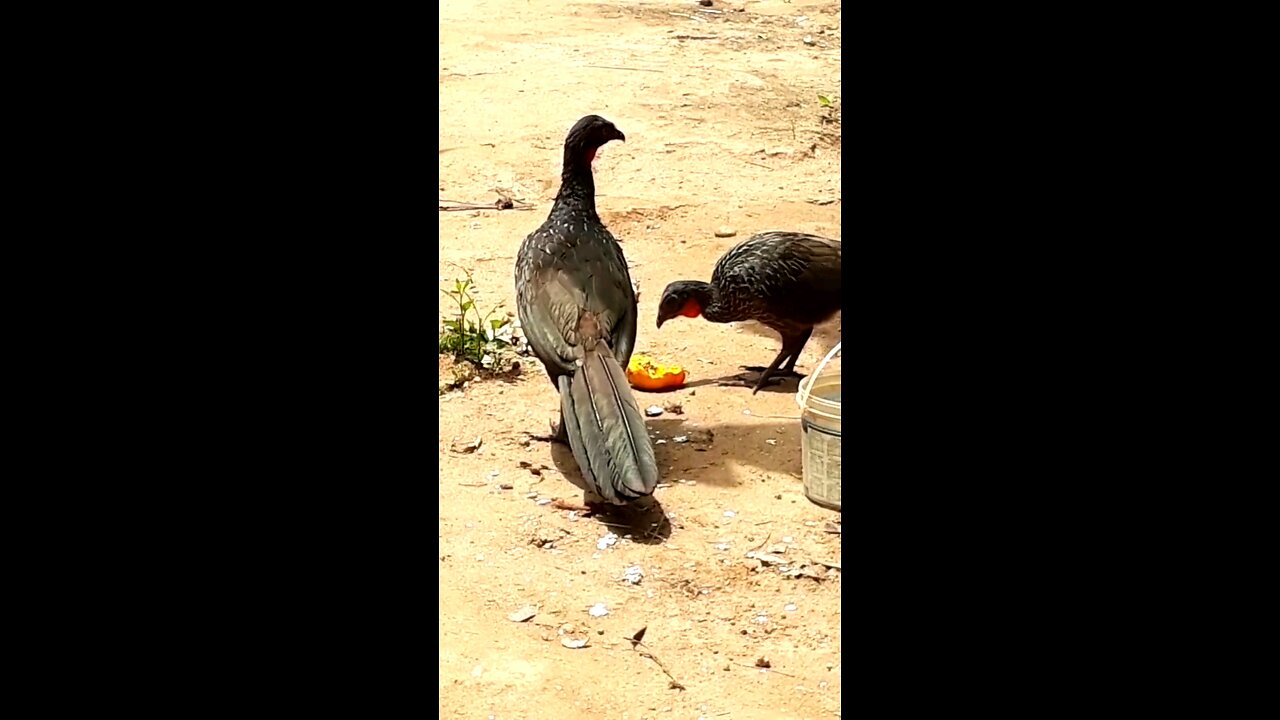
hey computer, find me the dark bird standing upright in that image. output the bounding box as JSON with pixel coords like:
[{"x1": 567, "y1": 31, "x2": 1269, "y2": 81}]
[
  {"x1": 514, "y1": 115, "x2": 660, "y2": 506},
  {"x1": 656, "y1": 231, "x2": 842, "y2": 394}
]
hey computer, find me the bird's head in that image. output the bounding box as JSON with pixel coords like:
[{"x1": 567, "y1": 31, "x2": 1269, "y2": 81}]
[
  {"x1": 656, "y1": 280, "x2": 708, "y2": 329},
  {"x1": 565, "y1": 114, "x2": 626, "y2": 166}
]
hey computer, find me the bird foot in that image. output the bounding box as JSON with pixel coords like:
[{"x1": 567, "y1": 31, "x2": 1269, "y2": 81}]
[
  {"x1": 718, "y1": 374, "x2": 784, "y2": 389},
  {"x1": 550, "y1": 499, "x2": 599, "y2": 516},
  {"x1": 719, "y1": 369, "x2": 805, "y2": 393},
  {"x1": 737, "y1": 365, "x2": 806, "y2": 379},
  {"x1": 528, "y1": 420, "x2": 569, "y2": 445}
]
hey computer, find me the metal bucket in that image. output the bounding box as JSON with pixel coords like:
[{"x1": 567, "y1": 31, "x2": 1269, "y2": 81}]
[{"x1": 795, "y1": 343, "x2": 841, "y2": 512}]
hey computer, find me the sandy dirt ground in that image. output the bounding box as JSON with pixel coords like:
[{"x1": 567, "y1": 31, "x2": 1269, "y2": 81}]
[{"x1": 438, "y1": 1, "x2": 842, "y2": 717}]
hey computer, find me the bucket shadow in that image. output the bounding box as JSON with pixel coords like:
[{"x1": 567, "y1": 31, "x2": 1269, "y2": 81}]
[
  {"x1": 547, "y1": 442, "x2": 673, "y2": 545},
  {"x1": 645, "y1": 417, "x2": 805, "y2": 487}
]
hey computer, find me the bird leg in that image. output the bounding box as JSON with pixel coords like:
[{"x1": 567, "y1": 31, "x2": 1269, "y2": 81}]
[
  {"x1": 779, "y1": 327, "x2": 814, "y2": 374},
  {"x1": 747, "y1": 348, "x2": 796, "y2": 394},
  {"x1": 727, "y1": 329, "x2": 816, "y2": 394}
]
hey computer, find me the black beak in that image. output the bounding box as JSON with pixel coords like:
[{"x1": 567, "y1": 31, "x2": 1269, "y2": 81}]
[
  {"x1": 656, "y1": 316, "x2": 665, "y2": 329},
  {"x1": 614, "y1": 129, "x2": 626, "y2": 143}
]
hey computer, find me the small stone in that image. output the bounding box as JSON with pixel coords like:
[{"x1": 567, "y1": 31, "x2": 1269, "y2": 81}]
[
  {"x1": 645, "y1": 405, "x2": 664, "y2": 417},
  {"x1": 508, "y1": 606, "x2": 538, "y2": 622},
  {"x1": 803, "y1": 35, "x2": 815, "y2": 45},
  {"x1": 622, "y1": 565, "x2": 644, "y2": 584},
  {"x1": 784, "y1": 603, "x2": 797, "y2": 612},
  {"x1": 673, "y1": 435, "x2": 689, "y2": 443},
  {"x1": 715, "y1": 226, "x2": 737, "y2": 238},
  {"x1": 589, "y1": 603, "x2": 609, "y2": 617},
  {"x1": 782, "y1": 536, "x2": 794, "y2": 543},
  {"x1": 765, "y1": 438, "x2": 777, "y2": 445},
  {"x1": 561, "y1": 637, "x2": 590, "y2": 649},
  {"x1": 699, "y1": 0, "x2": 713, "y2": 6},
  {"x1": 536, "y1": 497, "x2": 552, "y2": 506},
  {"x1": 499, "y1": 483, "x2": 513, "y2": 490},
  {"x1": 597, "y1": 533, "x2": 619, "y2": 550},
  {"x1": 723, "y1": 510, "x2": 736, "y2": 518}
]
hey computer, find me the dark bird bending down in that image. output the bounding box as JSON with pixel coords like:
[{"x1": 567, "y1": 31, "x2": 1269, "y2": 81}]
[
  {"x1": 514, "y1": 115, "x2": 659, "y2": 506},
  {"x1": 656, "y1": 231, "x2": 842, "y2": 394}
]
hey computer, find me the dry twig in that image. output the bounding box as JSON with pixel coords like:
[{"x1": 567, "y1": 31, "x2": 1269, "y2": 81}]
[
  {"x1": 626, "y1": 629, "x2": 687, "y2": 690},
  {"x1": 734, "y1": 661, "x2": 798, "y2": 677}
]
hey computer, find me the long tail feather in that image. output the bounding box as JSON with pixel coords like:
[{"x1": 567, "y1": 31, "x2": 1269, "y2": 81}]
[{"x1": 558, "y1": 349, "x2": 660, "y2": 504}]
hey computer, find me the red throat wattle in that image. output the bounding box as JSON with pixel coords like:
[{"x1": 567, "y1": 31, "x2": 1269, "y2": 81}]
[
  {"x1": 587, "y1": 148, "x2": 597, "y2": 164},
  {"x1": 680, "y1": 298, "x2": 702, "y2": 318}
]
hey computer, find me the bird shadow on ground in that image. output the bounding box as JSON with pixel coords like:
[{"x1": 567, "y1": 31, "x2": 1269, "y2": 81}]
[
  {"x1": 679, "y1": 373, "x2": 805, "y2": 395},
  {"x1": 547, "y1": 442, "x2": 674, "y2": 545},
  {"x1": 643, "y1": 417, "x2": 805, "y2": 487}
]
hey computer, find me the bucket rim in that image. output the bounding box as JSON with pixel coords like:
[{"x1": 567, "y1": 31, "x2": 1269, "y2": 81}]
[{"x1": 796, "y1": 342, "x2": 842, "y2": 414}]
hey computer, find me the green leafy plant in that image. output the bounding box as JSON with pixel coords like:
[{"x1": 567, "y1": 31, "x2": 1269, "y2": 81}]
[
  {"x1": 439, "y1": 267, "x2": 518, "y2": 370},
  {"x1": 817, "y1": 93, "x2": 841, "y2": 132}
]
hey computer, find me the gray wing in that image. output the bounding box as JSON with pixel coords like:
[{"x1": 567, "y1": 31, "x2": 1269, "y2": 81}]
[
  {"x1": 515, "y1": 224, "x2": 638, "y2": 372},
  {"x1": 516, "y1": 265, "x2": 588, "y2": 376},
  {"x1": 712, "y1": 232, "x2": 841, "y2": 324}
]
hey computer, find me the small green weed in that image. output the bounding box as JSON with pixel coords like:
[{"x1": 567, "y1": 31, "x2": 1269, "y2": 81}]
[
  {"x1": 817, "y1": 93, "x2": 841, "y2": 134},
  {"x1": 439, "y1": 267, "x2": 520, "y2": 372}
]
